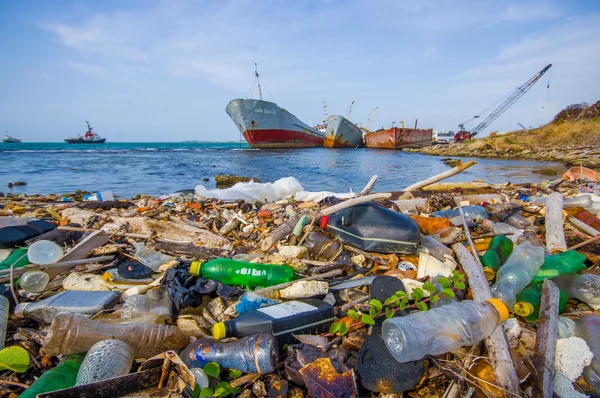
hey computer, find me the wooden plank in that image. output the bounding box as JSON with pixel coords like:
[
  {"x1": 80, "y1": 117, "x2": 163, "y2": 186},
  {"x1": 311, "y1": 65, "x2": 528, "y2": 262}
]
[
  {"x1": 545, "y1": 192, "x2": 567, "y2": 254},
  {"x1": 452, "y1": 243, "x2": 522, "y2": 396},
  {"x1": 533, "y1": 279, "x2": 560, "y2": 398},
  {"x1": 59, "y1": 230, "x2": 109, "y2": 262}
]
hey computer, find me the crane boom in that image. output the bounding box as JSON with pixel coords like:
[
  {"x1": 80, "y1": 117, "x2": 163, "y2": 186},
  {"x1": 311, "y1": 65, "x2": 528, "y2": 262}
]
[
  {"x1": 465, "y1": 64, "x2": 552, "y2": 137},
  {"x1": 346, "y1": 100, "x2": 355, "y2": 119}
]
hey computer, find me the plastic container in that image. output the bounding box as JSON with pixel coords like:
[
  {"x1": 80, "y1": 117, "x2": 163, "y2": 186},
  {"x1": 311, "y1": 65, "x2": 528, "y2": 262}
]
[
  {"x1": 42, "y1": 312, "x2": 189, "y2": 358},
  {"x1": 190, "y1": 258, "x2": 295, "y2": 288},
  {"x1": 180, "y1": 334, "x2": 279, "y2": 374},
  {"x1": 514, "y1": 283, "x2": 568, "y2": 323},
  {"x1": 120, "y1": 287, "x2": 170, "y2": 320},
  {"x1": 557, "y1": 316, "x2": 576, "y2": 339},
  {"x1": 189, "y1": 368, "x2": 210, "y2": 390},
  {"x1": 431, "y1": 206, "x2": 488, "y2": 227},
  {"x1": 552, "y1": 274, "x2": 600, "y2": 309},
  {"x1": 234, "y1": 291, "x2": 278, "y2": 315},
  {"x1": 303, "y1": 231, "x2": 343, "y2": 261},
  {"x1": 490, "y1": 222, "x2": 522, "y2": 244},
  {"x1": 575, "y1": 315, "x2": 600, "y2": 393},
  {"x1": 76, "y1": 339, "x2": 134, "y2": 385},
  {"x1": 15, "y1": 290, "x2": 120, "y2": 324},
  {"x1": 504, "y1": 213, "x2": 531, "y2": 229},
  {"x1": 420, "y1": 234, "x2": 453, "y2": 262},
  {"x1": 428, "y1": 227, "x2": 461, "y2": 245},
  {"x1": 0, "y1": 247, "x2": 30, "y2": 270},
  {"x1": 133, "y1": 242, "x2": 174, "y2": 272},
  {"x1": 480, "y1": 235, "x2": 513, "y2": 281},
  {"x1": 19, "y1": 270, "x2": 50, "y2": 293},
  {"x1": 0, "y1": 296, "x2": 9, "y2": 350},
  {"x1": 490, "y1": 241, "x2": 545, "y2": 307},
  {"x1": 27, "y1": 240, "x2": 63, "y2": 265},
  {"x1": 430, "y1": 275, "x2": 458, "y2": 309},
  {"x1": 530, "y1": 250, "x2": 587, "y2": 285},
  {"x1": 382, "y1": 299, "x2": 508, "y2": 363},
  {"x1": 213, "y1": 299, "x2": 334, "y2": 345},
  {"x1": 321, "y1": 203, "x2": 420, "y2": 254},
  {"x1": 83, "y1": 190, "x2": 115, "y2": 202},
  {"x1": 19, "y1": 354, "x2": 84, "y2": 398}
]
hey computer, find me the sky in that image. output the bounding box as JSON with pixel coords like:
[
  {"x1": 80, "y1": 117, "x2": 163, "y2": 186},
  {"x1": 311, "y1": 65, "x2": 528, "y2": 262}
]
[{"x1": 1, "y1": 0, "x2": 599, "y2": 142}]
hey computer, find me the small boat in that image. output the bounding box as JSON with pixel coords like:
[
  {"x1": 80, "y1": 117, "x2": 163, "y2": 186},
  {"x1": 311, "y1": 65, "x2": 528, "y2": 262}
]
[
  {"x1": 324, "y1": 115, "x2": 364, "y2": 148},
  {"x1": 65, "y1": 121, "x2": 106, "y2": 144},
  {"x1": 2, "y1": 132, "x2": 22, "y2": 143},
  {"x1": 364, "y1": 120, "x2": 432, "y2": 149}
]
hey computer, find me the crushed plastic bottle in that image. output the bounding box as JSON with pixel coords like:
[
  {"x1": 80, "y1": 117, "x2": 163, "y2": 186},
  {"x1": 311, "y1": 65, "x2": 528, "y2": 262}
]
[
  {"x1": 133, "y1": 242, "x2": 174, "y2": 272},
  {"x1": 504, "y1": 213, "x2": 531, "y2": 229},
  {"x1": 431, "y1": 206, "x2": 488, "y2": 227},
  {"x1": 190, "y1": 258, "x2": 295, "y2": 288},
  {"x1": 427, "y1": 227, "x2": 461, "y2": 245},
  {"x1": 27, "y1": 240, "x2": 63, "y2": 265},
  {"x1": 0, "y1": 296, "x2": 9, "y2": 350},
  {"x1": 420, "y1": 234, "x2": 453, "y2": 262},
  {"x1": 120, "y1": 287, "x2": 170, "y2": 320},
  {"x1": 382, "y1": 299, "x2": 508, "y2": 362},
  {"x1": 76, "y1": 339, "x2": 134, "y2": 385},
  {"x1": 552, "y1": 274, "x2": 600, "y2": 309},
  {"x1": 19, "y1": 270, "x2": 50, "y2": 293},
  {"x1": 530, "y1": 250, "x2": 587, "y2": 285},
  {"x1": 514, "y1": 283, "x2": 568, "y2": 323},
  {"x1": 480, "y1": 235, "x2": 513, "y2": 281},
  {"x1": 489, "y1": 222, "x2": 522, "y2": 244},
  {"x1": 490, "y1": 241, "x2": 545, "y2": 308},
  {"x1": 19, "y1": 354, "x2": 84, "y2": 398},
  {"x1": 181, "y1": 334, "x2": 279, "y2": 374},
  {"x1": 575, "y1": 315, "x2": 600, "y2": 393}
]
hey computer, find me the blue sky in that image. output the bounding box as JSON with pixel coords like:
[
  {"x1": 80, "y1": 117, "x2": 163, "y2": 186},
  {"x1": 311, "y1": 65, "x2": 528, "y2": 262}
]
[{"x1": 1, "y1": 0, "x2": 599, "y2": 142}]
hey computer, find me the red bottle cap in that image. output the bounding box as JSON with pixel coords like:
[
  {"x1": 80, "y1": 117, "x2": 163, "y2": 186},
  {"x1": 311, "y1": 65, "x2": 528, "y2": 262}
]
[{"x1": 320, "y1": 216, "x2": 329, "y2": 229}]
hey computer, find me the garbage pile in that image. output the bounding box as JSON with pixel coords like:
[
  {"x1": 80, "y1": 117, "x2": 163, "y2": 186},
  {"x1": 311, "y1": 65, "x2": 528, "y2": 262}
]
[{"x1": 0, "y1": 170, "x2": 599, "y2": 398}]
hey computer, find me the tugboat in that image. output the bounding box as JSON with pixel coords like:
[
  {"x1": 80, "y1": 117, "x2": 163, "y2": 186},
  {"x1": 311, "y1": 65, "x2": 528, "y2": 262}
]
[
  {"x1": 65, "y1": 121, "x2": 106, "y2": 144},
  {"x1": 2, "y1": 131, "x2": 22, "y2": 143}
]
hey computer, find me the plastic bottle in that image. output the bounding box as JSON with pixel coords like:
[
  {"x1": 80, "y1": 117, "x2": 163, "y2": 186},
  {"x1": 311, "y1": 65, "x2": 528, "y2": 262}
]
[
  {"x1": 133, "y1": 242, "x2": 174, "y2": 272},
  {"x1": 430, "y1": 275, "x2": 458, "y2": 309},
  {"x1": 190, "y1": 258, "x2": 295, "y2": 288},
  {"x1": 529, "y1": 250, "x2": 587, "y2": 285},
  {"x1": 15, "y1": 290, "x2": 120, "y2": 324},
  {"x1": 551, "y1": 274, "x2": 600, "y2": 308},
  {"x1": 557, "y1": 316, "x2": 576, "y2": 339},
  {"x1": 75, "y1": 339, "x2": 134, "y2": 385},
  {"x1": 320, "y1": 203, "x2": 420, "y2": 254},
  {"x1": 490, "y1": 241, "x2": 545, "y2": 308},
  {"x1": 19, "y1": 354, "x2": 84, "y2": 398},
  {"x1": 428, "y1": 227, "x2": 461, "y2": 245},
  {"x1": 27, "y1": 240, "x2": 63, "y2": 265},
  {"x1": 303, "y1": 231, "x2": 344, "y2": 261},
  {"x1": 480, "y1": 235, "x2": 514, "y2": 281},
  {"x1": 19, "y1": 270, "x2": 50, "y2": 293},
  {"x1": 180, "y1": 334, "x2": 279, "y2": 374},
  {"x1": 0, "y1": 247, "x2": 30, "y2": 270},
  {"x1": 420, "y1": 235, "x2": 453, "y2": 262},
  {"x1": 431, "y1": 206, "x2": 488, "y2": 227},
  {"x1": 189, "y1": 368, "x2": 209, "y2": 390},
  {"x1": 42, "y1": 312, "x2": 189, "y2": 358},
  {"x1": 513, "y1": 284, "x2": 568, "y2": 323},
  {"x1": 382, "y1": 299, "x2": 508, "y2": 363},
  {"x1": 575, "y1": 315, "x2": 600, "y2": 393},
  {"x1": 504, "y1": 213, "x2": 531, "y2": 229},
  {"x1": 212, "y1": 299, "x2": 334, "y2": 345},
  {"x1": 567, "y1": 208, "x2": 600, "y2": 231},
  {"x1": 120, "y1": 288, "x2": 170, "y2": 320},
  {"x1": 490, "y1": 222, "x2": 522, "y2": 244},
  {"x1": 0, "y1": 296, "x2": 9, "y2": 350}
]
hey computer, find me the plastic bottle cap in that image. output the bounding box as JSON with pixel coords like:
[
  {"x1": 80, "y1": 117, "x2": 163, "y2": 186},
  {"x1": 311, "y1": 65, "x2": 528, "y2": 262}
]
[
  {"x1": 320, "y1": 216, "x2": 329, "y2": 230},
  {"x1": 190, "y1": 262, "x2": 202, "y2": 275},
  {"x1": 513, "y1": 301, "x2": 534, "y2": 317},
  {"x1": 213, "y1": 322, "x2": 226, "y2": 340},
  {"x1": 485, "y1": 298, "x2": 509, "y2": 323},
  {"x1": 483, "y1": 267, "x2": 496, "y2": 281},
  {"x1": 14, "y1": 302, "x2": 31, "y2": 318}
]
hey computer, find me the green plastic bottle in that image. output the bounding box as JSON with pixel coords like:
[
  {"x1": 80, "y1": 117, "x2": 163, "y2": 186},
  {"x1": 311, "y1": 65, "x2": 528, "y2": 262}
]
[
  {"x1": 514, "y1": 284, "x2": 568, "y2": 323},
  {"x1": 0, "y1": 248, "x2": 30, "y2": 271},
  {"x1": 530, "y1": 250, "x2": 587, "y2": 285},
  {"x1": 20, "y1": 354, "x2": 84, "y2": 398},
  {"x1": 190, "y1": 259, "x2": 295, "y2": 287},
  {"x1": 480, "y1": 235, "x2": 514, "y2": 281}
]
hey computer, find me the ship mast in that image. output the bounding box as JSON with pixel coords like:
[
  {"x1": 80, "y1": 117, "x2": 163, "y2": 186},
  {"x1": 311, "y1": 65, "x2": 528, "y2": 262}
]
[
  {"x1": 85, "y1": 121, "x2": 93, "y2": 132},
  {"x1": 254, "y1": 63, "x2": 263, "y2": 101}
]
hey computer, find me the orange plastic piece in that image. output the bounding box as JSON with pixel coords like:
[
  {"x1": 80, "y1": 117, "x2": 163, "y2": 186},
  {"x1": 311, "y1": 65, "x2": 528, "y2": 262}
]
[
  {"x1": 562, "y1": 166, "x2": 598, "y2": 182},
  {"x1": 135, "y1": 206, "x2": 152, "y2": 213},
  {"x1": 409, "y1": 215, "x2": 451, "y2": 235},
  {"x1": 187, "y1": 202, "x2": 202, "y2": 209}
]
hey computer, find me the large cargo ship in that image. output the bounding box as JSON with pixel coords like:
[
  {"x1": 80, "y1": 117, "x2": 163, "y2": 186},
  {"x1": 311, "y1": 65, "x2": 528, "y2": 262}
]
[
  {"x1": 364, "y1": 121, "x2": 432, "y2": 149},
  {"x1": 323, "y1": 115, "x2": 364, "y2": 148},
  {"x1": 226, "y1": 65, "x2": 325, "y2": 148}
]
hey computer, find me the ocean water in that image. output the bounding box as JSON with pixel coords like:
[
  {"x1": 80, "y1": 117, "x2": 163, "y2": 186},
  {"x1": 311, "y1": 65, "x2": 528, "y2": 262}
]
[{"x1": 1, "y1": 142, "x2": 561, "y2": 198}]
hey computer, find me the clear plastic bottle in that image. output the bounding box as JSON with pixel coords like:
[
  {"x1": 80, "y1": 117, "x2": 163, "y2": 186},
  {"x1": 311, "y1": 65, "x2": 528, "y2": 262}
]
[
  {"x1": 552, "y1": 274, "x2": 600, "y2": 309},
  {"x1": 490, "y1": 222, "x2": 522, "y2": 244},
  {"x1": 180, "y1": 334, "x2": 279, "y2": 374},
  {"x1": 490, "y1": 241, "x2": 545, "y2": 308},
  {"x1": 430, "y1": 275, "x2": 458, "y2": 308},
  {"x1": 76, "y1": 339, "x2": 134, "y2": 385},
  {"x1": 382, "y1": 299, "x2": 508, "y2": 363},
  {"x1": 431, "y1": 206, "x2": 488, "y2": 227},
  {"x1": 575, "y1": 315, "x2": 600, "y2": 393},
  {"x1": 428, "y1": 227, "x2": 461, "y2": 245},
  {"x1": 120, "y1": 287, "x2": 170, "y2": 320},
  {"x1": 189, "y1": 368, "x2": 209, "y2": 390},
  {"x1": 27, "y1": 240, "x2": 63, "y2": 265},
  {"x1": 0, "y1": 296, "x2": 9, "y2": 350},
  {"x1": 504, "y1": 213, "x2": 531, "y2": 229},
  {"x1": 133, "y1": 242, "x2": 174, "y2": 272},
  {"x1": 557, "y1": 316, "x2": 576, "y2": 339},
  {"x1": 420, "y1": 235, "x2": 453, "y2": 262},
  {"x1": 19, "y1": 270, "x2": 50, "y2": 293}
]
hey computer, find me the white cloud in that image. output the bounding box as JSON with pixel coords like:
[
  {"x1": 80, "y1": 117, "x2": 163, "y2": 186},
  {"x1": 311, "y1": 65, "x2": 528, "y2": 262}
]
[{"x1": 65, "y1": 61, "x2": 104, "y2": 76}]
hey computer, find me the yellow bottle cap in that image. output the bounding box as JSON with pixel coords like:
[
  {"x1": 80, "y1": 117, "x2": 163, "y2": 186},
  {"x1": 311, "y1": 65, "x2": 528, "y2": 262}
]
[
  {"x1": 213, "y1": 322, "x2": 226, "y2": 340},
  {"x1": 483, "y1": 267, "x2": 496, "y2": 281},
  {"x1": 513, "y1": 301, "x2": 534, "y2": 317},
  {"x1": 190, "y1": 261, "x2": 202, "y2": 275},
  {"x1": 486, "y1": 298, "x2": 509, "y2": 323}
]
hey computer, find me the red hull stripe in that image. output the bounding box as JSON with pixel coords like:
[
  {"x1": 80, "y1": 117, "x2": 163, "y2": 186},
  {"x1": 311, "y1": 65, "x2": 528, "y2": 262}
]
[{"x1": 243, "y1": 129, "x2": 324, "y2": 148}]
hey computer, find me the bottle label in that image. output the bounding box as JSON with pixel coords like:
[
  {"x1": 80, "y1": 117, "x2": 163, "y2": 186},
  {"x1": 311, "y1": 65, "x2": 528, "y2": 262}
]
[{"x1": 257, "y1": 301, "x2": 317, "y2": 319}]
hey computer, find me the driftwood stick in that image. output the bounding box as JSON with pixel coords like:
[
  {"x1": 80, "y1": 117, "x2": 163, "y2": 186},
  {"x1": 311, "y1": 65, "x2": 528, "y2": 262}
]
[
  {"x1": 254, "y1": 269, "x2": 342, "y2": 295},
  {"x1": 358, "y1": 175, "x2": 378, "y2": 196},
  {"x1": 0, "y1": 255, "x2": 115, "y2": 283},
  {"x1": 568, "y1": 235, "x2": 600, "y2": 250},
  {"x1": 451, "y1": 243, "x2": 521, "y2": 396},
  {"x1": 403, "y1": 160, "x2": 477, "y2": 192},
  {"x1": 218, "y1": 218, "x2": 240, "y2": 236},
  {"x1": 457, "y1": 203, "x2": 484, "y2": 268},
  {"x1": 545, "y1": 193, "x2": 567, "y2": 254},
  {"x1": 320, "y1": 193, "x2": 391, "y2": 216},
  {"x1": 57, "y1": 226, "x2": 150, "y2": 239},
  {"x1": 533, "y1": 279, "x2": 560, "y2": 398},
  {"x1": 260, "y1": 213, "x2": 300, "y2": 251}
]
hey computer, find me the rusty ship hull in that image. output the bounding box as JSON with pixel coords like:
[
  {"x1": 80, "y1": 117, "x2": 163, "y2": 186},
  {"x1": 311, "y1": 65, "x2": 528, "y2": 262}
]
[
  {"x1": 226, "y1": 99, "x2": 325, "y2": 148},
  {"x1": 364, "y1": 127, "x2": 433, "y2": 149},
  {"x1": 323, "y1": 115, "x2": 364, "y2": 148}
]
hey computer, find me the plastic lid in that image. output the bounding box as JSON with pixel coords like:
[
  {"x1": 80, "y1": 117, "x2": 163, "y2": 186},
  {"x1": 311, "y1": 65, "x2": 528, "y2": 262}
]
[
  {"x1": 320, "y1": 216, "x2": 329, "y2": 230},
  {"x1": 14, "y1": 302, "x2": 31, "y2": 318},
  {"x1": 190, "y1": 262, "x2": 202, "y2": 276},
  {"x1": 483, "y1": 267, "x2": 496, "y2": 281},
  {"x1": 513, "y1": 301, "x2": 534, "y2": 317},
  {"x1": 485, "y1": 298, "x2": 509, "y2": 323},
  {"x1": 213, "y1": 322, "x2": 226, "y2": 340}
]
